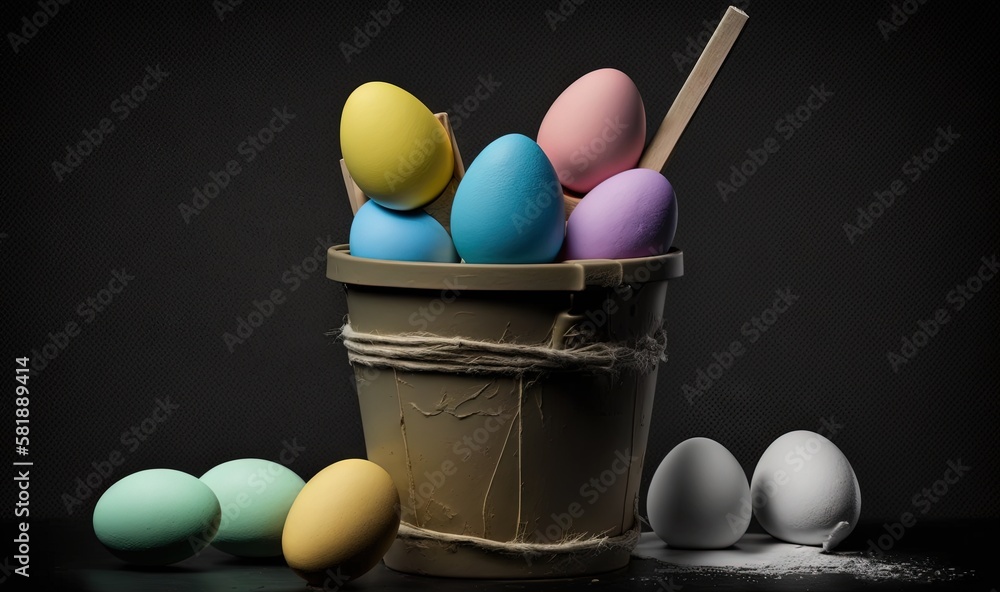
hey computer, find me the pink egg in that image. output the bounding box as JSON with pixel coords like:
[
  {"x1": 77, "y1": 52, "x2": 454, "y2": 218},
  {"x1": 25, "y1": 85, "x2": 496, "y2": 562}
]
[
  {"x1": 537, "y1": 68, "x2": 646, "y2": 194},
  {"x1": 564, "y1": 168, "x2": 677, "y2": 260}
]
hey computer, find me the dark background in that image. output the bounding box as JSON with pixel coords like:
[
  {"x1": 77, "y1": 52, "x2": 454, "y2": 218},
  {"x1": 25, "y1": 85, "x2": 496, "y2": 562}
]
[{"x1": 2, "y1": 0, "x2": 997, "y2": 542}]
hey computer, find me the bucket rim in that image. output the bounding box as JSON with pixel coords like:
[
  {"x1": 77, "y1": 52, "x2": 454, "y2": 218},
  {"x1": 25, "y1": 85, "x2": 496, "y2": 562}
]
[{"x1": 326, "y1": 244, "x2": 683, "y2": 291}]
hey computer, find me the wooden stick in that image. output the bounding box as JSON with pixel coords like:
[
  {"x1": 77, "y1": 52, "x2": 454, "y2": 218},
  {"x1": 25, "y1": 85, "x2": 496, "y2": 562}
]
[
  {"x1": 562, "y1": 190, "x2": 585, "y2": 217},
  {"x1": 638, "y1": 6, "x2": 748, "y2": 173},
  {"x1": 561, "y1": 7, "x2": 747, "y2": 218},
  {"x1": 340, "y1": 159, "x2": 368, "y2": 215},
  {"x1": 340, "y1": 112, "x2": 465, "y2": 227},
  {"x1": 422, "y1": 112, "x2": 465, "y2": 232}
]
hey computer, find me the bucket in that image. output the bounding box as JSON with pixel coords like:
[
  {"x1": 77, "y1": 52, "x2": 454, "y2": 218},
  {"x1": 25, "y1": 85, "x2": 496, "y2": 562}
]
[{"x1": 326, "y1": 244, "x2": 683, "y2": 578}]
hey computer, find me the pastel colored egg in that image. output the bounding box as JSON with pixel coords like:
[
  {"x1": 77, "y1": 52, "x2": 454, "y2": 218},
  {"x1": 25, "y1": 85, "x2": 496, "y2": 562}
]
[
  {"x1": 646, "y1": 438, "x2": 750, "y2": 549},
  {"x1": 199, "y1": 458, "x2": 306, "y2": 557},
  {"x1": 282, "y1": 459, "x2": 400, "y2": 587},
  {"x1": 537, "y1": 68, "x2": 646, "y2": 194},
  {"x1": 341, "y1": 81, "x2": 454, "y2": 210},
  {"x1": 349, "y1": 200, "x2": 459, "y2": 263},
  {"x1": 450, "y1": 133, "x2": 565, "y2": 263},
  {"x1": 564, "y1": 168, "x2": 677, "y2": 260},
  {"x1": 92, "y1": 469, "x2": 221, "y2": 565}
]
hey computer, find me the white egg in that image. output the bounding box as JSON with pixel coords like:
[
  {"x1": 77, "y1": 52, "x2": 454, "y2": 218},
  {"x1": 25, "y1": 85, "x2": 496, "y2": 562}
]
[
  {"x1": 646, "y1": 437, "x2": 750, "y2": 549},
  {"x1": 750, "y1": 430, "x2": 861, "y2": 548}
]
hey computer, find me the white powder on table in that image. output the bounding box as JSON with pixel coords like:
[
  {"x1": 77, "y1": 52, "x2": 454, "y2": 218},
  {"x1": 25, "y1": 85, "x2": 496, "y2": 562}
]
[{"x1": 631, "y1": 532, "x2": 972, "y2": 583}]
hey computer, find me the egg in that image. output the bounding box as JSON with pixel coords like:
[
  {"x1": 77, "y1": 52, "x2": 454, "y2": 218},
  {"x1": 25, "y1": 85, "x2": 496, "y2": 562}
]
[
  {"x1": 282, "y1": 459, "x2": 400, "y2": 586},
  {"x1": 349, "y1": 200, "x2": 459, "y2": 263},
  {"x1": 537, "y1": 68, "x2": 646, "y2": 193},
  {"x1": 564, "y1": 168, "x2": 677, "y2": 260},
  {"x1": 646, "y1": 437, "x2": 750, "y2": 549},
  {"x1": 751, "y1": 430, "x2": 861, "y2": 548},
  {"x1": 450, "y1": 133, "x2": 565, "y2": 263},
  {"x1": 92, "y1": 469, "x2": 221, "y2": 565},
  {"x1": 199, "y1": 458, "x2": 306, "y2": 557},
  {"x1": 341, "y1": 81, "x2": 454, "y2": 210}
]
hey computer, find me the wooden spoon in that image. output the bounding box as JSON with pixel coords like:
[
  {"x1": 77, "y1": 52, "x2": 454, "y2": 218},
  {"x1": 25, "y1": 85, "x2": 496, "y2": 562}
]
[{"x1": 562, "y1": 6, "x2": 749, "y2": 218}]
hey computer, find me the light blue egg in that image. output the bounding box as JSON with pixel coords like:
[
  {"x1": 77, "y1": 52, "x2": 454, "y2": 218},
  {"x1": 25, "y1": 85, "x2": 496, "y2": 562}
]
[
  {"x1": 92, "y1": 469, "x2": 221, "y2": 565},
  {"x1": 349, "y1": 200, "x2": 459, "y2": 262},
  {"x1": 450, "y1": 134, "x2": 565, "y2": 263},
  {"x1": 200, "y1": 458, "x2": 306, "y2": 558}
]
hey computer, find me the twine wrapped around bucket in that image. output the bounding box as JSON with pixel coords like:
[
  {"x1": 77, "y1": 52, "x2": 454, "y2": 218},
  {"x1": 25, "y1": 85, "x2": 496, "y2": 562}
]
[
  {"x1": 332, "y1": 321, "x2": 667, "y2": 377},
  {"x1": 395, "y1": 516, "x2": 641, "y2": 563},
  {"x1": 330, "y1": 320, "x2": 662, "y2": 562}
]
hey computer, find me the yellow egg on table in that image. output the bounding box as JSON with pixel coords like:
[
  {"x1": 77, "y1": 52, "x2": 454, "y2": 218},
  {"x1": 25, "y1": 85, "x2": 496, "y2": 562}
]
[
  {"x1": 340, "y1": 81, "x2": 454, "y2": 210},
  {"x1": 282, "y1": 458, "x2": 400, "y2": 587}
]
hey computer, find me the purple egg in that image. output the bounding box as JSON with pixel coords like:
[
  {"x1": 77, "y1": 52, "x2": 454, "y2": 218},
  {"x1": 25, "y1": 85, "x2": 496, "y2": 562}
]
[{"x1": 564, "y1": 168, "x2": 678, "y2": 260}]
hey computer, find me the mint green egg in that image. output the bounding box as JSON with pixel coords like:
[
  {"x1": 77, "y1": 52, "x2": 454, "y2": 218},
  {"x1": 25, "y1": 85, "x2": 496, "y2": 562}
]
[
  {"x1": 199, "y1": 458, "x2": 306, "y2": 557},
  {"x1": 93, "y1": 468, "x2": 221, "y2": 565}
]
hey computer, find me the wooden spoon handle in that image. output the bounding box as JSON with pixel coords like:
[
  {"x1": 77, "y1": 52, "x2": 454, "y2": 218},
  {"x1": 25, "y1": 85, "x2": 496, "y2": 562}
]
[
  {"x1": 638, "y1": 6, "x2": 748, "y2": 173},
  {"x1": 563, "y1": 7, "x2": 748, "y2": 219}
]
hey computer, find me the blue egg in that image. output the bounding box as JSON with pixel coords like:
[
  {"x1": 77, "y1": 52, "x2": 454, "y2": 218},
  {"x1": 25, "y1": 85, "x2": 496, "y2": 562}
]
[
  {"x1": 450, "y1": 134, "x2": 565, "y2": 263},
  {"x1": 350, "y1": 200, "x2": 459, "y2": 263}
]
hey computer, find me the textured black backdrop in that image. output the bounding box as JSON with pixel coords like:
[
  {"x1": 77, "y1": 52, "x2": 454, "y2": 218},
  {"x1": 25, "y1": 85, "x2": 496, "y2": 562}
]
[{"x1": 3, "y1": 0, "x2": 997, "y2": 529}]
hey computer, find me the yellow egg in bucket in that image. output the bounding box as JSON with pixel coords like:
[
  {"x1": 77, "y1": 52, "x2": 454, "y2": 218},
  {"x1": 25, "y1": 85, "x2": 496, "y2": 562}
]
[{"x1": 340, "y1": 82, "x2": 455, "y2": 211}]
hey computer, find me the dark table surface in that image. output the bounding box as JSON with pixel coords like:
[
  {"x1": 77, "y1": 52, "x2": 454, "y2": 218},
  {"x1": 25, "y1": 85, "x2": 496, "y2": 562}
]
[{"x1": 10, "y1": 519, "x2": 997, "y2": 591}]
